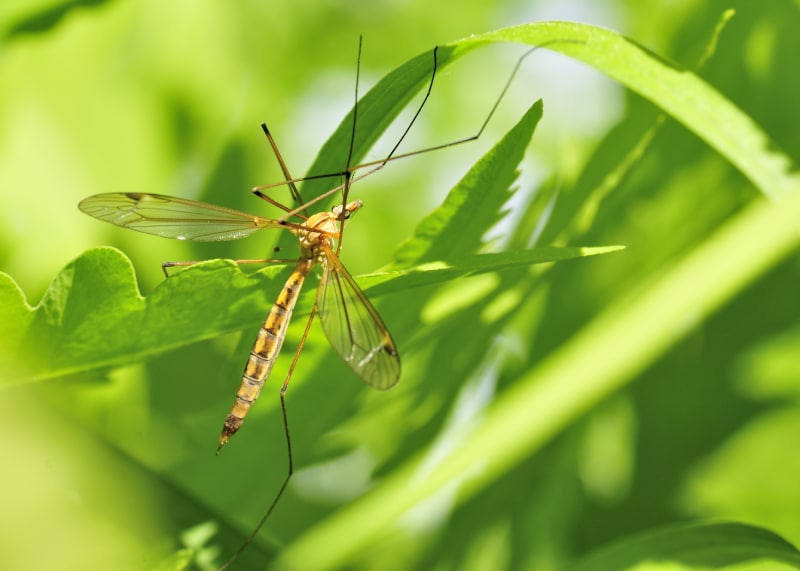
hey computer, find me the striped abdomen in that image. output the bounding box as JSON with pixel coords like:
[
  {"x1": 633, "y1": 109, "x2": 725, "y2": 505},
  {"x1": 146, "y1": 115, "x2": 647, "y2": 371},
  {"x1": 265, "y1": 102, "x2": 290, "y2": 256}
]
[{"x1": 218, "y1": 258, "x2": 314, "y2": 449}]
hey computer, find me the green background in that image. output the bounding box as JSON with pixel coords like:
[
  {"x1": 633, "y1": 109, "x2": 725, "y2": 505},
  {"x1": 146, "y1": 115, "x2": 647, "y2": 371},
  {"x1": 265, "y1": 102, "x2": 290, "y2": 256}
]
[{"x1": 2, "y1": 1, "x2": 800, "y2": 571}]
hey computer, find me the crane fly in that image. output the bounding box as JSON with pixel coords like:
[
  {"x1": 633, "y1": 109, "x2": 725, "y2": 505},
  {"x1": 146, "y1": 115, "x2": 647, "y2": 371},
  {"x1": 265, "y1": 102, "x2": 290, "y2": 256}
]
[
  {"x1": 77, "y1": 192, "x2": 401, "y2": 445},
  {"x1": 78, "y1": 38, "x2": 555, "y2": 569}
]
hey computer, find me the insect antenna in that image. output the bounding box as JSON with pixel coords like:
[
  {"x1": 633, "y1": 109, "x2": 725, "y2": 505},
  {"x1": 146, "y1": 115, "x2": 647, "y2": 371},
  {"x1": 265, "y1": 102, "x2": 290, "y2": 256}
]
[{"x1": 335, "y1": 35, "x2": 363, "y2": 252}]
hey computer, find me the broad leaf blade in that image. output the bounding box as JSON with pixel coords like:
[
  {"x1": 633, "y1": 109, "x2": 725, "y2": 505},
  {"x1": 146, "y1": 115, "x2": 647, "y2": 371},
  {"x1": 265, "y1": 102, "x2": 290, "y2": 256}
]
[{"x1": 1, "y1": 239, "x2": 620, "y2": 384}]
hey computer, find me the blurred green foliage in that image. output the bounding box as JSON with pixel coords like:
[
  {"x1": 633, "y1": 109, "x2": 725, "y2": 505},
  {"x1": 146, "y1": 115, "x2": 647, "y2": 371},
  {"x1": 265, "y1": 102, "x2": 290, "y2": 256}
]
[{"x1": 1, "y1": 2, "x2": 800, "y2": 571}]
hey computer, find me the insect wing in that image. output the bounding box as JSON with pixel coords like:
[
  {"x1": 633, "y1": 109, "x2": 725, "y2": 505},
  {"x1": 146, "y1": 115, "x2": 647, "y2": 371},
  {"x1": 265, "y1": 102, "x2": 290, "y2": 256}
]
[
  {"x1": 78, "y1": 192, "x2": 280, "y2": 241},
  {"x1": 317, "y1": 244, "x2": 400, "y2": 390}
]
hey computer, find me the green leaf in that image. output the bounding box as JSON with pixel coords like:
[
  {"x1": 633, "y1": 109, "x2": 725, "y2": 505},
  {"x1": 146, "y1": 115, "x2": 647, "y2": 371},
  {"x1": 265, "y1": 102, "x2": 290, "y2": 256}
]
[
  {"x1": 2, "y1": 248, "x2": 282, "y2": 382},
  {"x1": 362, "y1": 246, "x2": 623, "y2": 297},
  {"x1": 566, "y1": 522, "x2": 800, "y2": 571},
  {"x1": 0, "y1": 241, "x2": 617, "y2": 384},
  {"x1": 392, "y1": 100, "x2": 543, "y2": 266},
  {"x1": 465, "y1": 21, "x2": 800, "y2": 201}
]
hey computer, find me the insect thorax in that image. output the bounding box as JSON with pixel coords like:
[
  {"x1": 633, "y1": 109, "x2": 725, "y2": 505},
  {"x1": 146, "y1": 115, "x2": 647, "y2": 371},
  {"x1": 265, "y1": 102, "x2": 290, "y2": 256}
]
[{"x1": 296, "y1": 200, "x2": 363, "y2": 252}]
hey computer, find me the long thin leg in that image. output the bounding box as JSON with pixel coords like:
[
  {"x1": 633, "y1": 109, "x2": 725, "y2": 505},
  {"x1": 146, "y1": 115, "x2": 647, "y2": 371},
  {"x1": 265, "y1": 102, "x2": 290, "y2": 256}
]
[
  {"x1": 161, "y1": 258, "x2": 295, "y2": 278},
  {"x1": 253, "y1": 124, "x2": 316, "y2": 227},
  {"x1": 251, "y1": 185, "x2": 309, "y2": 220},
  {"x1": 340, "y1": 44, "x2": 537, "y2": 184},
  {"x1": 281, "y1": 305, "x2": 318, "y2": 395},
  {"x1": 250, "y1": 44, "x2": 545, "y2": 199},
  {"x1": 216, "y1": 391, "x2": 293, "y2": 571},
  {"x1": 260, "y1": 123, "x2": 308, "y2": 216},
  {"x1": 217, "y1": 305, "x2": 317, "y2": 571},
  {"x1": 272, "y1": 182, "x2": 349, "y2": 223}
]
